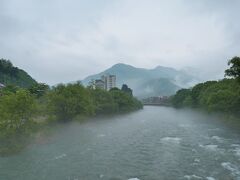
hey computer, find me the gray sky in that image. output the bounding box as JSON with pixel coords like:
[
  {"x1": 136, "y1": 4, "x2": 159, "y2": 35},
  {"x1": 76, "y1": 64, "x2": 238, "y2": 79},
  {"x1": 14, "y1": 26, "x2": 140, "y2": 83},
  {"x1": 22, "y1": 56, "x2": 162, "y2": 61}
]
[{"x1": 1, "y1": 0, "x2": 240, "y2": 85}]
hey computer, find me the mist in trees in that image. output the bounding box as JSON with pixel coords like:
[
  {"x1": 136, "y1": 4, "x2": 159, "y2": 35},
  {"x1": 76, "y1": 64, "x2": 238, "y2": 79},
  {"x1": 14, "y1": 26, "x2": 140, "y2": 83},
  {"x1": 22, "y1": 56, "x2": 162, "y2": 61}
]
[{"x1": 172, "y1": 57, "x2": 240, "y2": 115}]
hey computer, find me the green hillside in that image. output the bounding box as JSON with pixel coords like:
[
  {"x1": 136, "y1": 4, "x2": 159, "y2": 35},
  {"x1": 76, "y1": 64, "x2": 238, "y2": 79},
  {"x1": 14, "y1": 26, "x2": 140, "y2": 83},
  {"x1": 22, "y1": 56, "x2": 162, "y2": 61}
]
[{"x1": 0, "y1": 59, "x2": 37, "y2": 88}]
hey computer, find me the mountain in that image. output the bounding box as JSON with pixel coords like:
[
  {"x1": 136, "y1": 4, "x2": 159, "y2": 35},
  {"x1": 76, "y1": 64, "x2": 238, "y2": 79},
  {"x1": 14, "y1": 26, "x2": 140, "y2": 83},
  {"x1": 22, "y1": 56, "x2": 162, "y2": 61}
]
[
  {"x1": 82, "y1": 63, "x2": 198, "y2": 98},
  {"x1": 0, "y1": 59, "x2": 37, "y2": 88},
  {"x1": 136, "y1": 78, "x2": 180, "y2": 97}
]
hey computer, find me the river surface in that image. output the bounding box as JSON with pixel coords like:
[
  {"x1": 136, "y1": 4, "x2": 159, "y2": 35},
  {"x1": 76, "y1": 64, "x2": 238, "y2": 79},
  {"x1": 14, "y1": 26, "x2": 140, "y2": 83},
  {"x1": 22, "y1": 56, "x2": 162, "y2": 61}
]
[{"x1": 1, "y1": 106, "x2": 240, "y2": 180}]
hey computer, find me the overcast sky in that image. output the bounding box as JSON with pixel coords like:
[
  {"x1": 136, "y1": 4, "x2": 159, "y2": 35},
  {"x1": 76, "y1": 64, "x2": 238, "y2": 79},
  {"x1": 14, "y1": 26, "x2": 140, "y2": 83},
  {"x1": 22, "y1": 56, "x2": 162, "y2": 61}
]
[{"x1": 1, "y1": 0, "x2": 240, "y2": 84}]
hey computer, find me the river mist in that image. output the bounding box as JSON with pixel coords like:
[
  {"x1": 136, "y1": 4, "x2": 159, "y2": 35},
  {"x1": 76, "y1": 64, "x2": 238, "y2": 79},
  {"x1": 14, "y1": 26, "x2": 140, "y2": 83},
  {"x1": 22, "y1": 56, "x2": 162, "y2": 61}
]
[{"x1": 1, "y1": 106, "x2": 240, "y2": 180}]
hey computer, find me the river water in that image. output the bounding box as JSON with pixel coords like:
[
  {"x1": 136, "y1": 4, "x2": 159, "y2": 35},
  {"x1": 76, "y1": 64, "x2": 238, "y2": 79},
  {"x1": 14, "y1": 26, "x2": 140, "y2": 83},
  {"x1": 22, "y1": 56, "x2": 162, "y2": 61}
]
[{"x1": 1, "y1": 106, "x2": 240, "y2": 180}]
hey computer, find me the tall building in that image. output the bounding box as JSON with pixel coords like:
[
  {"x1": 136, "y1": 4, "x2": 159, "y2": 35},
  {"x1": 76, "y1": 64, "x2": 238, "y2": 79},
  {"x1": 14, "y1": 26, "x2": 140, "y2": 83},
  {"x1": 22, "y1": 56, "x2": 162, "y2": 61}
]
[
  {"x1": 101, "y1": 74, "x2": 116, "y2": 91},
  {"x1": 90, "y1": 74, "x2": 116, "y2": 91}
]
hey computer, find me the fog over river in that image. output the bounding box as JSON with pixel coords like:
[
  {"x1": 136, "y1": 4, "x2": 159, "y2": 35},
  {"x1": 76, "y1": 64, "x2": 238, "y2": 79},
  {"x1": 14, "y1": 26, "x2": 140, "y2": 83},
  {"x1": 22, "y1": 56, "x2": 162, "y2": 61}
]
[{"x1": 1, "y1": 106, "x2": 240, "y2": 180}]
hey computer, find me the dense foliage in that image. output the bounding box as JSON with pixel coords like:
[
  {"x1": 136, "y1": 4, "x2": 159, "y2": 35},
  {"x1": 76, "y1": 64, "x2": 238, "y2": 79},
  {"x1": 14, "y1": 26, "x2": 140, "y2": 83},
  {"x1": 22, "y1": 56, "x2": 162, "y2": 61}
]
[
  {"x1": 121, "y1": 84, "x2": 133, "y2": 96},
  {"x1": 47, "y1": 83, "x2": 95, "y2": 121},
  {"x1": 172, "y1": 79, "x2": 240, "y2": 114},
  {"x1": 110, "y1": 87, "x2": 143, "y2": 112},
  {"x1": 90, "y1": 88, "x2": 117, "y2": 115},
  {"x1": 0, "y1": 90, "x2": 37, "y2": 155},
  {"x1": 225, "y1": 56, "x2": 240, "y2": 82},
  {"x1": 0, "y1": 82, "x2": 142, "y2": 155},
  {"x1": 46, "y1": 83, "x2": 142, "y2": 121},
  {"x1": 0, "y1": 59, "x2": 37, "y2": 88},
  {"x1": 172, "y1": 57, "x2": 240, "y2": 116}
]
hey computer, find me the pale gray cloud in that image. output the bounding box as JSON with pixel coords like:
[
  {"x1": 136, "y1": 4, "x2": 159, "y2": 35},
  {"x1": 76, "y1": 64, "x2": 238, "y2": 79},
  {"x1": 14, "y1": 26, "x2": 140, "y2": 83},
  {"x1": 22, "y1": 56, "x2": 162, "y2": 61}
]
[{"x1": 0, "y1": 0, "x2": 239, "y2": 84}]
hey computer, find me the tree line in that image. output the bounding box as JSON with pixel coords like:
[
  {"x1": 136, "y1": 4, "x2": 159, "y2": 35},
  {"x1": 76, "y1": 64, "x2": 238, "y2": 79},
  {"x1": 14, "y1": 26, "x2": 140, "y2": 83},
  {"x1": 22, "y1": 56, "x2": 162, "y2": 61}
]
[{"x1": 171, "y1": 57, "x2": 240, "y2": 116}]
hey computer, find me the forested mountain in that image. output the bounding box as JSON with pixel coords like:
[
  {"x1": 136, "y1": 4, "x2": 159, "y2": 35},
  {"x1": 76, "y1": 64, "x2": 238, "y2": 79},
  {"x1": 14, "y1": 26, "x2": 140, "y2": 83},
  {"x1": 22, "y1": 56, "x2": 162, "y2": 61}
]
[
  {"x1": 82, "y1": 63, "x2": 197, "y2": 98},
  {"x1": 0, "y1": 59, "x2": 37, "y2": 88}
]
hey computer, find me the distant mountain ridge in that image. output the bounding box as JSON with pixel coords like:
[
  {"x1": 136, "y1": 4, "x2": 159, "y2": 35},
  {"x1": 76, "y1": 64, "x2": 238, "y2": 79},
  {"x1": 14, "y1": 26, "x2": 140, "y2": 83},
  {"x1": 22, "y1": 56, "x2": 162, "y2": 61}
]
[
  {"x1": 82, "y1": 63, "x2": 198, "y2": 98},
  {"x1": 0, "y1": 59, "x2": 37, "y2": 88}
]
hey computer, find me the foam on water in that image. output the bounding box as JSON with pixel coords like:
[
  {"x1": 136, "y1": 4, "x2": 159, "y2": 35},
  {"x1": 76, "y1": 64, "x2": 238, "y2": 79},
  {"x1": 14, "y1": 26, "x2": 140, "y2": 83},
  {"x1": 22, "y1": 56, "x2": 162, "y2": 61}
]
[
  {"x1": 99, "y1": 174, "x2": 104, "y2": 178},
  {"x1": 98, "y1": 134, "x2": 106, "y2": 137},
  {"x1": 179, "y1": 124, "x2": 192, "y2": 128},
  {"x1": 183, "y1": 174, "x2": 202, "y2": 179},
  {"x1": 206, "y1": 177, "x2": 215, "y2": 180},
  {"x1": 231, "y1": 144, "x2": 240, "y2": 147},
  {"x1": 221, "y1": 162, "x2": 240, "y2": 177},
  {"x1": 194, "y1": 158, "x2": 200, "y2": 163},
  {"x1": 191, "y1": 158, "x2": 200, "y2": 166},
  {"x1": 211, "y1": 136, "x2": 223, "y2": 142},
  {"x1": 192, "y1": 148, "x2": 197, "y2": 153},
  {"x1": 54, "y1": 154, "x2": 66, "y2": 160},
  {"x1": 194, "y1": 158, "x2": 200, "y2": 162},
  {"x1": 161, "y1": 137, "x2": 181, "y2": 144},
  {"x1": 128, "y1": 178, "x2": 140, "y2": 180},
  {"x1": 234, "y1": 149, "x2": 240, "y2": 158},
  {"x1": 231, "y1": 144, "x2": 240, "y2": 158},
  {"x1": 199, "y1": 144, "x2": 219, "y2": 151}
]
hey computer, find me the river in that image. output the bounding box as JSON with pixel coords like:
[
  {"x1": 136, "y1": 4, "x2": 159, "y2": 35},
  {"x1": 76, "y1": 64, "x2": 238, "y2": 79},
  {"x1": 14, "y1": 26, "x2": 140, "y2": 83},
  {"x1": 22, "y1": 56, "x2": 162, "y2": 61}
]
[{"x1": 1, "y1": 106, "x2": 240, "y2": 180}]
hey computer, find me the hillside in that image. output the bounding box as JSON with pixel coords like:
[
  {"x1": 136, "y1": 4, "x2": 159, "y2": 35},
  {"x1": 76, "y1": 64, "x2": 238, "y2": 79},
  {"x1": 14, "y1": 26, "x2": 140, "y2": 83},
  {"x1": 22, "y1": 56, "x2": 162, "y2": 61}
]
[
  {"x1": 0, "y1": 59, "x2": 37, "y2": 88},
  {"x1": 82, "y1": 63, "x2": 197, "y2": 98}
]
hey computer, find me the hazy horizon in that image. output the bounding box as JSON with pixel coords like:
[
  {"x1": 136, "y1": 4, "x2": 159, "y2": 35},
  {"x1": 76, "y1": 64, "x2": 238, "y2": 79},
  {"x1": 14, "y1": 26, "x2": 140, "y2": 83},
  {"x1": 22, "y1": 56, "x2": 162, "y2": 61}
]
[{"x1": 1, "y1": 0, "x2": 240, "y2": 85}]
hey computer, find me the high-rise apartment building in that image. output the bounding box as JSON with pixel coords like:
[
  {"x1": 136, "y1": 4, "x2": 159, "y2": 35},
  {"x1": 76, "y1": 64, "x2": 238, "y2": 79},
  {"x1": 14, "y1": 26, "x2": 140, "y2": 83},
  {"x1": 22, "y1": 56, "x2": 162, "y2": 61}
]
[{"x1": 101, "y1": 74, "x2": 116, "y2": 91}]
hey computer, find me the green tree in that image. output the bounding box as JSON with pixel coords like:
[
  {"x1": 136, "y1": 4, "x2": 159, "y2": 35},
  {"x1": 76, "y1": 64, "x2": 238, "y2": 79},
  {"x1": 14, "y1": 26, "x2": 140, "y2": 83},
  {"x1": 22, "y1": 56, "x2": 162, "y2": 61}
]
[
  {"x1": 121, "y1": 84, "x2": 133, "y2": 96},
  {"x1": 28, "y1": 83, "x2": 50, "y2": 98},
  {"x1": 172, "y1": 89, "x2": 192, "y2": 108},
  {"x1": 47, "y1": 83, "x2": 94, "y2": 121},
  {"x1": 0, "y1": 90, "x2": 36, "y2": 133},
  {"x1": 0, "y1": 89, "x2": 37, "y2": 155},
  {"x1": 110, "y1": 88, "x2": 142, "y2": 112},
  {"x1": 90, "y1": 88, "x2": 117, "y2": 114},
  {"x1": 198, "y1": 79, "x2": 240, "y2": 113},
  {"x1": 191, "y1": 81, "x2": 217, "y2": 107},
  {"x1": 225, "y1": 56, "x2": 240, "y2": 82}
]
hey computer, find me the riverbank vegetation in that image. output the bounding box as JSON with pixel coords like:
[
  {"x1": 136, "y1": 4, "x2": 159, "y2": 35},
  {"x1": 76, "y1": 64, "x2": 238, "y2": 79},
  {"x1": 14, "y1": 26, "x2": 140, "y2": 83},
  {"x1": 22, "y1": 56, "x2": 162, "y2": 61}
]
[
  {"x1": 0, "y1": 80, "x2": 142, "y2": 155},
  {"x1": 172, "y1": 57, "x2": 240, "y2": 117}
]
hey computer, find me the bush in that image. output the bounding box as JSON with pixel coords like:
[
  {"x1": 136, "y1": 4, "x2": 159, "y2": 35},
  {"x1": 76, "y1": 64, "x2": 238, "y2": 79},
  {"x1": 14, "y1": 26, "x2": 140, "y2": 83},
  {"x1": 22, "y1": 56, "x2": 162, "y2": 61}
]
[
  {"x1": 47, "y1": 83, "x2": 95, "y2": 121},
  {"x1": 0, "y1": 89, "x2": 37, "y2": 155},
  {"x1": 89, "y1": 88, "x2": 118, "y2": 115},
  {"x1": 0, "y1": 89, "x2": 36, "y2": 133},
  {"x1": 110, "y1": 88, "x2": 143, "y2": 112}
]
